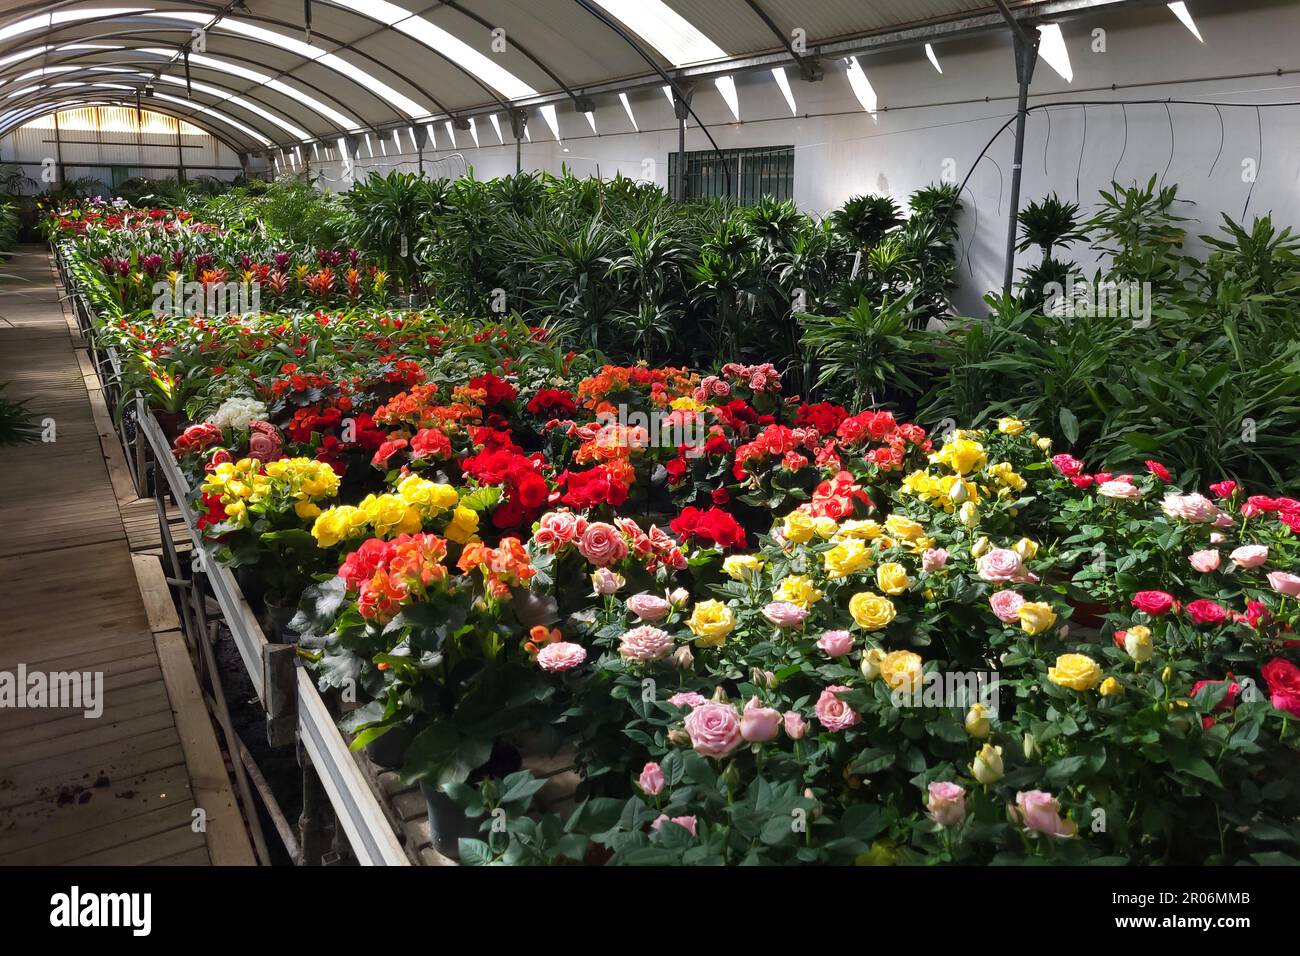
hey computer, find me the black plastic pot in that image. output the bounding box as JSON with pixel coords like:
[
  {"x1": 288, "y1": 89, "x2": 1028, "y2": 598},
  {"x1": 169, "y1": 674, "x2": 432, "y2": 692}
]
[
  {"x1": 418, "y1": 782, "x2": 484, "y2": 861},
  {"x1": 262, "y1": 600, "x2": 299, "y2": 643},
  {"x1": 364, "y1": 723, "x2": 412, "y2": 770},
  {"x1": 419, "y1": 741, "x2": 523, "y2": 861}
]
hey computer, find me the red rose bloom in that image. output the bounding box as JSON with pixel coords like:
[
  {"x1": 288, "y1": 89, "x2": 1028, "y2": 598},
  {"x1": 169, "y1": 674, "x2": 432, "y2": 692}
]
[
  {"x1": 1208, "y1": 480, "x2": 1237, "y2": 499},
  {"x1": 1185, "y1": 599, "x2": 1230, "y2": 626},
  {"x1": 1144, "y1": 460, "x2": 1172, "y2": 482},
  {"x1": 670, "y1": 506, "x2": 746, "y2": 550},
  {"x1": 1131, "y1": 590, "x2": 1175, "y2": 616},
  {"x1": 1261, "y1": 658, "x2": 1300, "y2": 717}
]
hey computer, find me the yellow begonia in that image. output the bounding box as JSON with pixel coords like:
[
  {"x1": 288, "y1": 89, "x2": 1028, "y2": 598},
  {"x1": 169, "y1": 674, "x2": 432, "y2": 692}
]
[
  {"x1": 358, "y1": 493, "x2": 422, "y2": 538},
  {"x1": 312, "y1": 505, "x2": 370, "y2": 548},
  {"x1": 443, "y1": 505, "x2": 480, "y2": 544},
  {"x1": 396, "y1": 473, "x2": 459, "y2": 516},
  {"x1": 987, "y1": 461, "x2": 1027, "y2": 492}
]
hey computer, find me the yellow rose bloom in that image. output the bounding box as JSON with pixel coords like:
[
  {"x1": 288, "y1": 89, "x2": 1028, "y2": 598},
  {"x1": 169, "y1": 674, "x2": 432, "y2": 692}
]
[
  {"x1": 1035, "y1": 436, "x2": 1053, "y2": 452},
  {"x1": 958, "y1": 501, "x2": 979, "y2": 527},
  {"x1": 884, "y1": 515, "x2": 926, "y2": 542},
  {"x1": 965, "y1": 702, "x2": 992, "y2": 738},
  {"x1": 848, "y1": 592, "x2": 896, "y2": 631},
  {"x1": 780, "y1": 511, "x2": 816, "y2": 544},
  {"x1": 875, "y1": 562, "x2": 911, "y2": 596},
  {"x1": 1013, "y1": 537, "x2": 1039, "y2": 559},
  {"x1": 813, "y1": 516, "x2": 839, "y2": 540},
  {"x1": 1048, "y1": 653, "x2": 1102, "y2": 691},
  {"x1": 859, "y1": 647, "x2": 887, "y2": 679},
  {"x1": 997, "y1": 417, "x2": 1026, "y2": 435},
  {"x1": 1018, "y1": 601, "x2": 1058, "y2": 636},
  {"x1": 822, "y1": 540, "x2": 874, "y2": 579},
  {"x1": 686, "y1": 600, "x2": 734, "y2": 646},
  {"x1": 443, "y1": 505, "x2": 480, "y2": 545},
  {"x1": 722, "y1": 554, "x2": 765, "y2": 581},
  {"x1": 1099, "y1": 677, "x2": 1124, "y2": 697},
  {"x1": 774, "y1": 574, "x2": 823, "y2": 607},
  {"x1": 880, "y1": 650, "x2": 924, "y2": 694},
  {"x1": 971, "y1": 743, "x2": 1004, "y2": 784},
  {"x1": 836, "y1": 519, "x2": 883, "y2": 540},
  {"x1": 933, "y1": 436, "x2": 988, "y2": 475}
]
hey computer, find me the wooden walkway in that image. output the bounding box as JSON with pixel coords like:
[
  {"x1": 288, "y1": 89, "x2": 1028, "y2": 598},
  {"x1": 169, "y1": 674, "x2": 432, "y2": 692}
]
[{"x1": 0, "y1": 245, "x2": 254, "y2": 865}]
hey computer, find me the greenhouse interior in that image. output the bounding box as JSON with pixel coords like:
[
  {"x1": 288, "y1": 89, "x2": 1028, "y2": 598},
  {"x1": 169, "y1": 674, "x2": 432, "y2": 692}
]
[{"x1": 0, "y1": 0, "x2": 1298, "y2": 907}]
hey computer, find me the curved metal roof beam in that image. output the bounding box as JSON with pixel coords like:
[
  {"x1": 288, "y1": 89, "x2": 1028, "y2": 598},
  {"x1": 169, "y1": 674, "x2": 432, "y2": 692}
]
[
  {"x1": 0, "y1": 34, "x2": 368, "y2": 133},
  {"x1": 0, "y1": 6, "x2": 441, "y2": 126},
  {"x1": 139, "y1": 10, "x2": 435, "y2": 119},
  {"x1": 0, "y1": 90, "x2": 266, "y2": 150},
  {"x1": 0, "y1": 98, "x2": 251, "y2": 154},
  {"x1": 1, "y1": 74, "x2": 280, "y2": 146},
  {"x1": 314, "y1": 0, "x2": 539, "y2": 100},
  {"x1": 0, "y1": 60, "x2": 304, "y2": 143}
]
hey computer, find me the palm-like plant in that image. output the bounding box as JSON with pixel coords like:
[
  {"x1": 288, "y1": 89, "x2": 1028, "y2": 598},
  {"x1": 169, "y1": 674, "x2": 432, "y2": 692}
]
[
  {"x1": 799, "y1": 295, "x2": 927, "y2": 409},
  {"x1": 830, "y1": 194, "x2": 903, "y2": 250}
]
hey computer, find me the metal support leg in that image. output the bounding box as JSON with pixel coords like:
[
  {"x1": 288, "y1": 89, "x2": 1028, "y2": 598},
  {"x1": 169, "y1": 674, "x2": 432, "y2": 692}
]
[{"x1": 298, "y1": 745, "x2": 327, "y2": 866}]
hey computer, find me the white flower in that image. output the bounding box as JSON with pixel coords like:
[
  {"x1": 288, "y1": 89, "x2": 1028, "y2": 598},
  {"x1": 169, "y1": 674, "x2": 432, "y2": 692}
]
[{"x1": 207, "y1": 396, "x2": 267, "y2": 432}]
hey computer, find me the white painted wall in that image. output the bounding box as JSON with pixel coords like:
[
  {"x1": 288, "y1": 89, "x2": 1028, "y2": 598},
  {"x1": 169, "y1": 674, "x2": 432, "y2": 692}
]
[{"x1": 307, "y1": 0, "x2": 1300, "y2": 312}]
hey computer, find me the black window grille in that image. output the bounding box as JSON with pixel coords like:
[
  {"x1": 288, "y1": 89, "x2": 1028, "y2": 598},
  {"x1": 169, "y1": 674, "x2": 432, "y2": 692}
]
[{"x1": 668, "y1": 145, "x2": 794, "y2": 203}]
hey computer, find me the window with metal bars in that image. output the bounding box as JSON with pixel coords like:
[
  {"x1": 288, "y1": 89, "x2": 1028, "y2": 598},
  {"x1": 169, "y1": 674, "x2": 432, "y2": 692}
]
[{"x1": 668, "y1": 145, "x2": 794, "y2": 203}]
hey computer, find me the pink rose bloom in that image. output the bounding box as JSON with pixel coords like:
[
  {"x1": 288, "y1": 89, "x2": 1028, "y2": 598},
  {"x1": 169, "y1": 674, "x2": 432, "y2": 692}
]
[
  {"x1": 1161, "y1": 492, "x2": 1225, "y2": 523},
  {"x1": 668, "y1": 691, "x2": 708, "y2": 710},
  {"x1": 578, "y1": 521, "x2": 628, "y2": 567},
  {"x1": 591, "y1": 567, "x2": 623, "y2": 595},
  {"x1": 989, "y1": 590, "x2": 1026, "y2": 623},
  {"x1": 762, "y1": 601, "x2": 808, "y2": 628},
  {"x1": 1097, "y1": 479, "x2": 1142, "y2": 500},
  {"x1": 651, "y1": 814, "x2": 698, "y2": 837},
  {"x1": 1189, "y1": 549, "x2": 1221, "y2": 573},
  {"x1": 921, "y1": 548, "x2": 949, "y2": 573},
  {"x1": 1267, "y1": 571, "x2": 1300, "y2": 597},
  {"x1": 1014, "y1": 790, "x2": 1077, "y2": 837},
  {"x1": 740, "y1": 696, "x2": 782, "y2": 742},
  {"x1": 638, "y1": 761, "x2": 665, "y2": 796},
  {"x1": 1229, "y1": 544, "x2": 1269, "y2": 569},
  {"x1": 536, "y1": 641, "x2": 587, "y2": 672},
  {"x1": 782, "y1": 711, "x2": 807, "y2": 740},
  {"x1": 683, "y1": 701, "x2": 742, "y2": 758},
  {"x1": 976, "y1": 548, "x2": 1022, "y2": 583},
  {"x1": 1051, "y1": 453, "x2": 1085, "y2": 477},
  {"x1": 1209, "y1": 531, "x2": 1226, "y2": 544},
  {"x1": 814, "y1": 685, "x2": 860, "y2": 732},
  {"x1": 619, "y1": 625, "x2": 674, "y2": 662},
  {"x1": 816, "y1": 629, "x2": 854, "y2": 657},
  {"x1": 668, "y1": 587, "x2": 690, "y2": 605},
  {"x1": 626, "y1": 592, "x2": 671, "y2": 622},
  {"x1": 927, "y1": 781, "x2": 967, "y2": 827}
]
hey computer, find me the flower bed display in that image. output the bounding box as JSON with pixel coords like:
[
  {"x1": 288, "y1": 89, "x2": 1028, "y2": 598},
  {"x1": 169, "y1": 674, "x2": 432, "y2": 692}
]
[{"x1": 56, "y1": 210, "x2": 1300, "y2": 868}]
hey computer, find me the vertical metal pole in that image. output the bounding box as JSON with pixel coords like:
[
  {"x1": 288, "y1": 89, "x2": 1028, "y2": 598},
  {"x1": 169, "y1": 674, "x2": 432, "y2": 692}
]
[
  {"x1": 1002, "y1": 32, "x2": 1038, "y2": 297},
  {"x1": 53, "y1": 111, "x2": 65, "y2": 187},
  {"x1": 671, "y1": 85, "x2": 692, "y2": 202},
  {"x1": 176, "y1": 117, "x2": 187, "y2": 183}
]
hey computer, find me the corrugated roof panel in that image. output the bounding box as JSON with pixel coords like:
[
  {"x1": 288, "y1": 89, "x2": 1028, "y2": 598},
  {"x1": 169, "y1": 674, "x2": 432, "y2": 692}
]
[
  {"x1": 753, "y1": 0, "x2": 996, "y2": 46},
  {"x1": 660, "y1": 0, "x2": 774, "y2": 57}
]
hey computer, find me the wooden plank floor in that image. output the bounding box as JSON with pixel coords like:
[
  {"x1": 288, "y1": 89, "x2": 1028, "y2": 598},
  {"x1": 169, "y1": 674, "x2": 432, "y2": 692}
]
[{"x1": 0, "y1": 246, "x2": 249, "y2": 865}]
